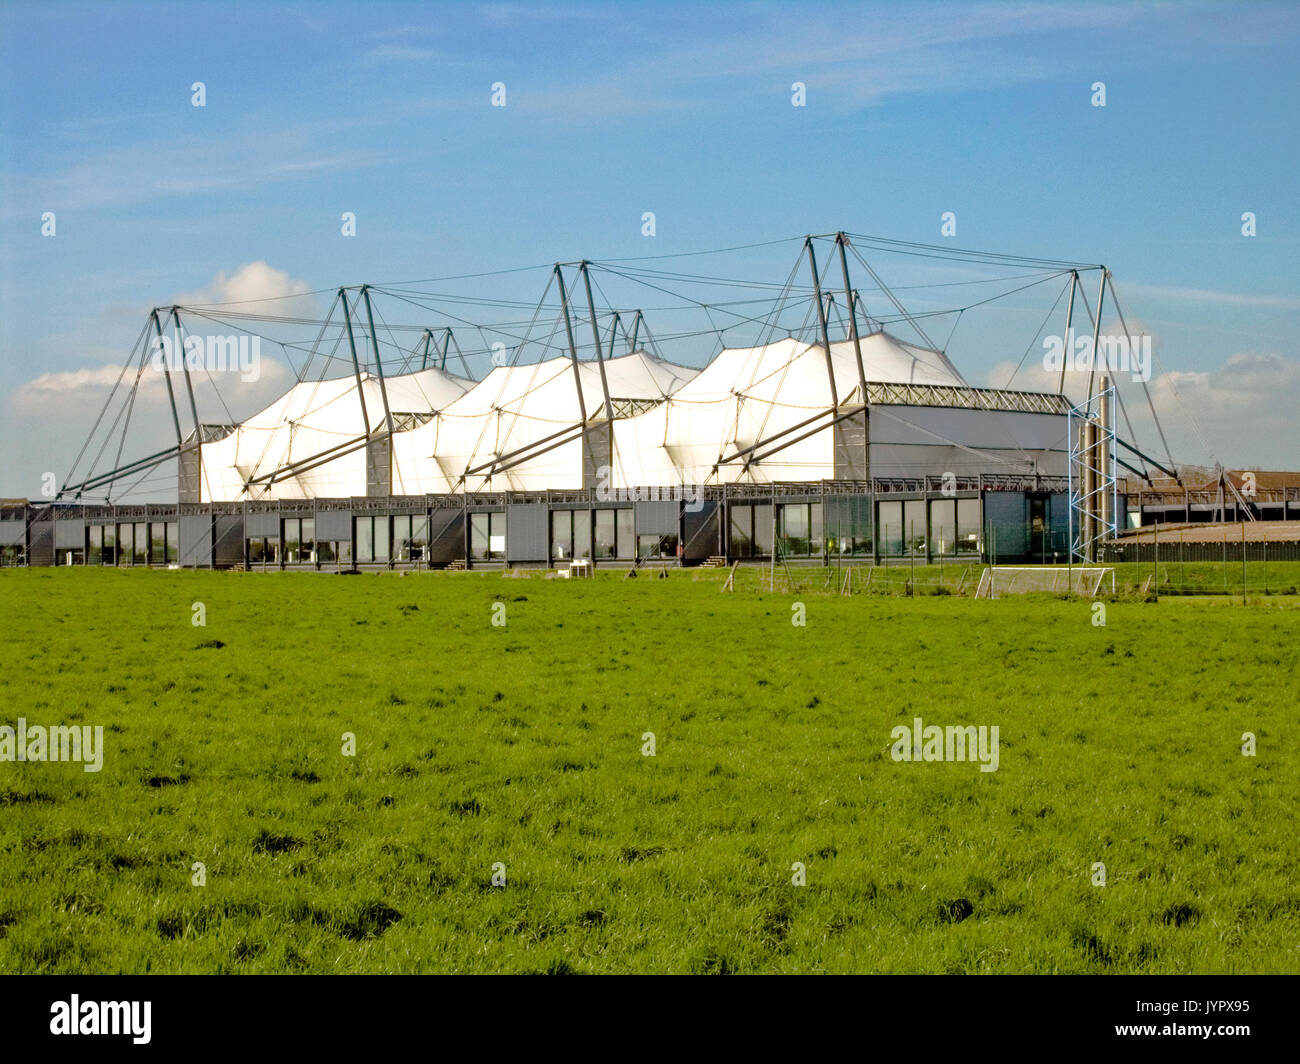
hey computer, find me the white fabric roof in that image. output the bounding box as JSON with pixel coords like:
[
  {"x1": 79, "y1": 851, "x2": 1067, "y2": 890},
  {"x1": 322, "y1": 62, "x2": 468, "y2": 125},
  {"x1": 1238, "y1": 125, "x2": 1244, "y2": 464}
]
[
  {"x1": 200, "y1": 367, "x2": 471, "y2": 501},
  {"x1": 609, "y1": 332, "x2": 966, "y2": 487},
  {"x1": 198, "y1": 331, "x2": 978, "y2": 499},
  {"x1": 390, "y1": 350, "x2": 695, "y2": 493}
]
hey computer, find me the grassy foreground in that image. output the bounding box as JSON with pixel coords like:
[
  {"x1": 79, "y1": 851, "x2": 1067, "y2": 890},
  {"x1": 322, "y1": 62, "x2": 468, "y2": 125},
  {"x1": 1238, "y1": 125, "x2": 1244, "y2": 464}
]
[{"x1": 1, "y1": 567, "x2": 1297, "y2": 974}]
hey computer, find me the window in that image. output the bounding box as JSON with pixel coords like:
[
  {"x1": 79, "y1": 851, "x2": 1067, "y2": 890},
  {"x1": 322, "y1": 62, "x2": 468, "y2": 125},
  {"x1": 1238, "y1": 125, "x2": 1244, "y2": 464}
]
[
  {"x1": 471, "y1": 511, "x2": 505, "y2": 561},
  {"x1": 134, "y1": 522, "x2": 148, "y2": 565},
  {"x1": 617, "y1": 509, "x2": 634, "y2": 559},
  {"x1": 151, "y1": 523, "x2": 167, "y2": 565},
  {"x1": 88, "y1": 525, "x2": 103, "y2": 566},
  {"x1": 354, "y1": 516, "x2": 389, "y2": 564},
  {"x1": 550, "y1": 510, "x2": 572, "y2": 560},
  {"x1": 102, "y1": 524, "x2": 115, "y2": 565},
  {"x1": 827, "y1": 497, "x2": 872, "y2": 556},
  {"x1": 903, "y1": 500, "x2": 925, "y2": 555},
  {"x1": 283, "y1": 518, "x2": 315, "y2": 563},
  {"x1": 728, "y1": 503, "x2": 772, "y2": 557},
  {"x1": 929, "y1": 499, "x2": 956, "y2": 556},
  {"x1": 166, "y1": 521, "x2": 178, "y2": 564},
  {"x1": 729, "y1": 505, "x2": 753, "y2": 557},
  {"x1": 591, "y1": 508, "x2": 633, "y2": 559},
  {"x1": 117, "y1": 523, "x2": 132, "y2": 565},
  {"x1": 550, "y1": 510, "x2": 590, "y2": 561},
  {"x1": 391, "y1": 515, "x2": 428, "y2": 562},
  {"x1": 878, "y1": 501, "x2": 903, "y2": 556},
  {"x1": 637, "y1": 532, "x2": 679, "y2": 559},
  {"x1": 957, "y1": 498, "x2": 981, "y2": 554},
  {"x1": 777, "y1": 503, "x2": 823, "y2": 557},
  {"x1": 594, "y1": 509, "x2": 615, "y2": 559}
]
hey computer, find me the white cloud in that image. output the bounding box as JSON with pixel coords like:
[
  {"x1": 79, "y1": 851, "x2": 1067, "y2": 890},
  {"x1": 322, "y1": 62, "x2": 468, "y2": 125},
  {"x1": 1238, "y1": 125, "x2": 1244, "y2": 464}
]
[
  {"x1": 10, "y1": 356, "x2": 292, "y2": 417},
  {"x1": 988, "y1": 349, "x2": 1300, "y2": 468},
  {"x1": 173, "y1": 261, "x2": 314, "y2": 307},
  {"x1": 1121, "y1": 282, "x2": 1300, "y2": 312}
]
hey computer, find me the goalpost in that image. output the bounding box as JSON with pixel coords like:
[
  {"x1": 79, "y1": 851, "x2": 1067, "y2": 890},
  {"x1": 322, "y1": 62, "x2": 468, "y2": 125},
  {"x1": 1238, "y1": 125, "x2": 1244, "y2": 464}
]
[{"x1": 975, "y1": 566, "x2": 1114, "y2": 599}]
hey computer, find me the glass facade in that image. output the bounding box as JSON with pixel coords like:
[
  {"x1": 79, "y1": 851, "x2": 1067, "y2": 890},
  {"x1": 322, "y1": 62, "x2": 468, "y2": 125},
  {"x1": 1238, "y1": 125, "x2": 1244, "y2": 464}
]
[
  {"x1": 957, "y1": 498, "x2": 981, "y2": 554},
  {"x1": 550, "y1": 510, "x2": 591, "y2": 561},
  {"x1": 392, "y1": 514, "x2": 428, "y2": 562},
  {"x1": 470, "y1": 511, "x2": 505, "y2": 561},
  {"x1": 776, "y1": 502, "x2": 823, "y2": 558},
  {"x1": 354, "y1": 515, "x2": 390, "y2": 564},
  {"x1": 637, "y1": 532, "x2": 679, "y2": 559},
  {"x1": 929, "y1": 499, "x2": 956, "y2": 556},
  {"x1": 279, "y1": 517, "x2": 316, "y2": 564},
  {"x1": 727, "y1": 503, "x2": 773, "y2": 557},
  {"x1": 246, "y1": 536, "x2": 280, "y2": 566}
]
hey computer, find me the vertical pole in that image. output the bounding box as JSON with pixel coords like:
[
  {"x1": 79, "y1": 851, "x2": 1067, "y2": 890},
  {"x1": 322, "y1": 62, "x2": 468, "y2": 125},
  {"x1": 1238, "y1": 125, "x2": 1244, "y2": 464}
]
[
  {"x1": 1241, "y1": 521, "x2": 1247, "y2": 605},
  {"x1": 1153, "y1": 524, "x2": 1159, "y2": 601},
  {"x1": 836, "y1": 234, "x2": 870, "y2": 480},
  {"x1": 554, "y1": 266, "x2": 589, "y2": 424},
  {"x1": 804, "y1": 237, "x2": 839, "y2": 409},
  {"x1": 579, "y1": 262, "x2": 615, "y2": 421},
  {"x1": 340, "y1": 288, "x2": 371, "y2": 431},
  {"x1": 1099, "y1": 375, "x2": 1112, "y2": 553},
  {"x1": 171, "y1": 309, "x2": 202, "y2": 440},
  {"x1": 152, "y1": 310, "x2": 186, "y2": 451},
  {"x1": 1057, "y1": 270, "x2": 1078, "y2": 395},
  {"x1": 361, "y1": 286, "x2": 396, "y2": 438},
  {"x1": 1086, "y1": 268, "x2": 1108, "y2": 413},
  {"x1": 909, "y1": 519, "x2": 915, "y2": 597},
  {"x1": 605, "y1": 311, "x2": 623, "y2": 362},
  {"x1": 628, "y1": 310, "x2": 643, "y2": 354},
  {"x1": 770, "y1": 497, "x2": 776, "y2": 592}
]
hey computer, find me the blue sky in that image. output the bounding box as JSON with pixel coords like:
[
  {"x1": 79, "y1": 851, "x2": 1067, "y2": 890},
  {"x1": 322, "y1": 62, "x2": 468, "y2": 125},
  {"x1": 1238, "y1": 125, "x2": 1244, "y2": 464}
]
[{"x1": 2, "y1": 0, "x2": 1298, "y2": 497}]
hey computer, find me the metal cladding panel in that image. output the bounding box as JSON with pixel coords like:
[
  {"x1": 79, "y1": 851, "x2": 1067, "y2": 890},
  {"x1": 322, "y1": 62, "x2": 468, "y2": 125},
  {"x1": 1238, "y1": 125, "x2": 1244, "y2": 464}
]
[
  {"x1": 870, "y1": 406, "x2": 1066, "y2": 450},
  {"x1": 179, "y1": 444, "x2": 200, "y2": 504},
  {"x1": 179, "y1": 514, "x2": 212, "y2": 567},
  {"x1": 0, "y1": 519, "x2": 25, "y2": 546},
  {"x1": 213, "y1": 515, "x2": 244, "y2": 567},
  {"x1": 823, "y1": 495, "x2": 872, "y2": 542},
  {"x1": 425, "y1": 509, "x2": 464, "y2": 567},
  {"x1": 682, "y1": 500, "x2": 719, "y2": 560},
  {"x1": 983, "y1": 491, "x2": 1028, "y2": 557},
  {"x1": 28, "y1": 517, "x2": 54, "y2": 565},
  {"x1": 315, "y1": 510, "x2": 352, "y2": 541},
  {"x1": 582, "y1": 423, "x2": 612, "y2": 488},
  {"x1": 506, "y1": 503, "x2": 548, "y2": 563},
  {"x1": 833, "y1": 410, "x2": 869, "y2": 480},
  {"x1": 55, "y1": 519, "x2": 85, "y2": 549},
  {"x1": 366, "y1": 437, "x2": 391, "y2": 497},
  {"x1": 246, "y1": 512, "x2": 280, "y2": 537},
  {"x1": 634, "y1": 500, "x2": 679, "y2": 536}
]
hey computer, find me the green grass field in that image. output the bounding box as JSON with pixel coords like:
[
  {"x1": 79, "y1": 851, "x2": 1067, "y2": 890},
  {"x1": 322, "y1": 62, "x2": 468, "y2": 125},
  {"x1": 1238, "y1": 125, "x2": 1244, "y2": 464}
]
[{"x1": 1, "y1": 567, "x2": 1297, "y2": 974}]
